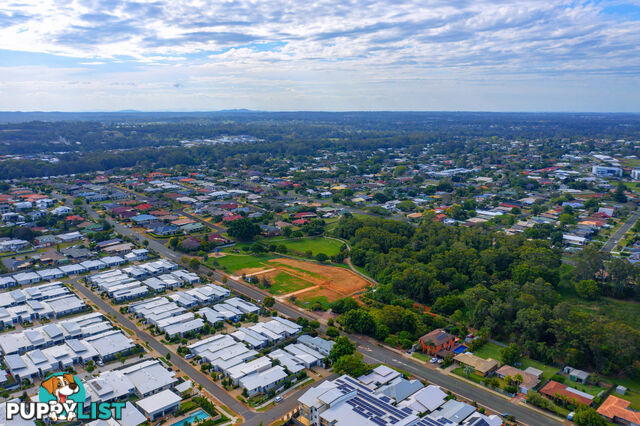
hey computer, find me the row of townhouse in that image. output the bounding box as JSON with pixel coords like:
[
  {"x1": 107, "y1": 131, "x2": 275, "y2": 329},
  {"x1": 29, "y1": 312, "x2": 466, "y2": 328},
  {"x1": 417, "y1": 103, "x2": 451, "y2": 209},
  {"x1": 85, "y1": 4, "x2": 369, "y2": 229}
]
[
  {"x1": 87, "y1": 259, "x2": 186, "y2": 302},
  {"x1": 0, "y1": 312, "x2": 112, "y2": 355},
  {"x1": 5, "y1": 329, "x2": 135, "y2": 382},
  {"x1": 186, "y1": 332, "x2": 329, "y2": 397},
  {"x1": 127, "y1": 285, "x2": 233, "y2": 337},
  {"x1": 0, "y1": 250, "x2": 147, "y2": 288},
  {"x1": 231, "y1": 317, "x2": 303, "y2": 349}
]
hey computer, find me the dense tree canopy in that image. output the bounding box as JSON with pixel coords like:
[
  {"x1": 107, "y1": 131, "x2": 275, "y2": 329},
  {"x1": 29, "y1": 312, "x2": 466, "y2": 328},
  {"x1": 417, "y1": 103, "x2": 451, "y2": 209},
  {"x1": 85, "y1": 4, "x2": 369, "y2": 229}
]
[{"x1": 334, "y1": 215, "x2": 640, "y2": 375}]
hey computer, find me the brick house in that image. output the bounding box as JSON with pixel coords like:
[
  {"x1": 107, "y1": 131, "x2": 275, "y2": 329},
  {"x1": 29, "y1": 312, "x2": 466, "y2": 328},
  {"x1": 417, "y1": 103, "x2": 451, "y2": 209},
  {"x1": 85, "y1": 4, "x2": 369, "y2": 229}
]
[{"x1": 418, "y1": 329, "x2": 455, "y2": 356}]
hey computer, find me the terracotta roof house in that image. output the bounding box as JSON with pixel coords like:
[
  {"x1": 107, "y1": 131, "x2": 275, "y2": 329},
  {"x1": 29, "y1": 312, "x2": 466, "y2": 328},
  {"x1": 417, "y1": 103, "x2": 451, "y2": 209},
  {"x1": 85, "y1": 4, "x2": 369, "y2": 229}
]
[
  {"x1": 223, "y1": 214, "x2": 243, "y2": 222},
  {"x1": 597, "y1": 395, "x2": 640, "y2": 425},
  {"x1": 135, "y1": 203, "x2": 153, "y2": 211},
  {"x1": 495, "y1": 365, "x2": 540, "y2": 393},
  {"x1": 293, "y1": 212, "x2": 317, "y2": 219},
  {"x1": 292, "y1": 218, "x2": 309, "y2": 225},
  {"x1": 418, "y1": 329, "x2": 455, "y2": 356},
  {"x1": 539, "y1": 381, "x2": 593, "y2": 406}
]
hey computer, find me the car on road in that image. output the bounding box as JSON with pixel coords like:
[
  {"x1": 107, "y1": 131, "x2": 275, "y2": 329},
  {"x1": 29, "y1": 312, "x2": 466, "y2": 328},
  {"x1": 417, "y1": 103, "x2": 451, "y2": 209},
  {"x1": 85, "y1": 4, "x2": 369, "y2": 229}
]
[{"x1": 275, "y1": 396, "x2": 283, "y2": 403}]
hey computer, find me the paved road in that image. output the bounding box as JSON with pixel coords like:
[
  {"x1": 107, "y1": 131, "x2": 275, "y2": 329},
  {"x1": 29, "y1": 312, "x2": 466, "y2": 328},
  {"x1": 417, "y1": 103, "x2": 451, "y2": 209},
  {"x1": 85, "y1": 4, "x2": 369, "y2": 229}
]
[
  {"x1": 69, "y1": 278, "x2": 251, "y2": 421},
  {"x1": 351, "y1": 335, "x2": 560, "y2": 426},
  {"x1": 601, "y1": 208, "x2": 640, "y2": 252},
  {"x1": 71, "y1": 195, "x2": 561, "y2": 425}
]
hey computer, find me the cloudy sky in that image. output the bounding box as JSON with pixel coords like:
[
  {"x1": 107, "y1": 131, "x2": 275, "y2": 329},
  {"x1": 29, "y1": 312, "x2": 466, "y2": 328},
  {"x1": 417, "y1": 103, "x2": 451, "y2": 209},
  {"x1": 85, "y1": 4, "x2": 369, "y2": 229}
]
[{"x1": 0, "y1": 0, "x2": 639, "y2": 111}]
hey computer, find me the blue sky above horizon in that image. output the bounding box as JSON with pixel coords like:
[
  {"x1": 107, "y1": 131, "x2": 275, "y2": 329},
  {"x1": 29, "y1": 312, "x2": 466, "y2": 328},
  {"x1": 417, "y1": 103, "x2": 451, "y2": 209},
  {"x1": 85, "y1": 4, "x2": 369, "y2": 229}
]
[{"x1": 0, "y1": 0, "x2": 639, "y2": 112}]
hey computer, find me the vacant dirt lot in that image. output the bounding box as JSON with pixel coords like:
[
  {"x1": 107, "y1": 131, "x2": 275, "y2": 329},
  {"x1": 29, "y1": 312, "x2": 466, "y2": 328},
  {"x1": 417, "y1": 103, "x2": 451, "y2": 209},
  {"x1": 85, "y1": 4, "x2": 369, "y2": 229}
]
[{"x1": 237, "y1": 257, "x2": 370, "y2": 301}]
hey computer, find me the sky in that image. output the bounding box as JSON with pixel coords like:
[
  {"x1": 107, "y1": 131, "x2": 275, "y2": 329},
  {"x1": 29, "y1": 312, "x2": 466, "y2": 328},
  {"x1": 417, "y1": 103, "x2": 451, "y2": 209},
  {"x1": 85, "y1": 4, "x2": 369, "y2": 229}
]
[{"x1": 0, "y1": 0, "x2": 639, "y2": 112}]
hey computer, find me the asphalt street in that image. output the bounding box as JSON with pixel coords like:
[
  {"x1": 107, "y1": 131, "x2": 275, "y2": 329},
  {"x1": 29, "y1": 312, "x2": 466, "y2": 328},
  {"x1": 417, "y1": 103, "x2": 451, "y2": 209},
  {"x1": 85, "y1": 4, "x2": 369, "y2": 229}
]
[
  {"x1": 66, "y1": 195, "x2": 562, "y2": 425},
  {"x1": 601, "y1": 208, "x2": 640, "y2": 252}
]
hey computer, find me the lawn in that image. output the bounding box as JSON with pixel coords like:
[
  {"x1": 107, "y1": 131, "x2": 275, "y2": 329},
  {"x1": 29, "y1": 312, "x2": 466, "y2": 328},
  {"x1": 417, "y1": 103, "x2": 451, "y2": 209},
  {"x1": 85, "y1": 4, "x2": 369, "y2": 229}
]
[
  {"x1": 268, "y1": 272, "x2": 313, "y2": 295},
  {"x1": 210, "y1": 253, "x2": 275, "y2": 273},
  {"x1": 412, "y1": 352, "x2": 429, "y2": 363},
  {"x1": 598, "y1": 375, "x2": 640, "y2": 409},
  {"x1": 268, "y1": 236, "x2": 343, "y2": 256},
  {"x1": 518, "y1": 358, "x2": 559, "y2": 382},
  {"x1": 294, "y1": 295, "x2": 331, "y2": 311},
  {"x1": 473, "y1": 342, "x2": 559, "y2": 382},
  {"x1": 452, "y1": 367, "x2": 484, "y2": 385},
  {"x1": 471, "y1": 342, "x2": 503, "y2": 360}
]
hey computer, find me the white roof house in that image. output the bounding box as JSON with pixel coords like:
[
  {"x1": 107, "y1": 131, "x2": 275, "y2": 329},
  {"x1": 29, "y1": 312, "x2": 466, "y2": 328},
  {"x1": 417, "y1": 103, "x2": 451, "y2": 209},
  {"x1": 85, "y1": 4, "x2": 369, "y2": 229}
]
[
  {"x1": 232, "y1": 327, "x2": 269, "y2": 349},
  {"x1": 120, "y1": 359, "x2": 177, "y2": 397},
  {"x1": 135, "y1": 389, "x2": 181, "y2": 421},
  {"x1": 398, "y1": 384, "x2": 448, "y2": 413},
  {"x1": 239, "y1": 365, "x2": 287, "y2": 396},
  {"x1": 227, "y1": 356, "x2": 273, "y2": 385},
  {"x1": 224, "y1": 297, "x2": 259, "y2": 314}
]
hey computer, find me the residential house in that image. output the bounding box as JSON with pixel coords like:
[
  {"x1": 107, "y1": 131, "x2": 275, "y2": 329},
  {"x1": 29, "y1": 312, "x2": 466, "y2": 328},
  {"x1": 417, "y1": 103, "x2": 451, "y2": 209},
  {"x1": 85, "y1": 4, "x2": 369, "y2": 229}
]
[{"x1": 419, "y1": 329, "x2": 455, "y2": 356}]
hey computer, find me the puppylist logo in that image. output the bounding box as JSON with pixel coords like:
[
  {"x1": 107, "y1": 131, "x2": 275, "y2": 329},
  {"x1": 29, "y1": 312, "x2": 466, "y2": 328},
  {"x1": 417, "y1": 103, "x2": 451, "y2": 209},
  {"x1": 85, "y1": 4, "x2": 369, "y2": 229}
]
[{"x1": 7, "y1": 372, "x2": 126, "y2": 422}]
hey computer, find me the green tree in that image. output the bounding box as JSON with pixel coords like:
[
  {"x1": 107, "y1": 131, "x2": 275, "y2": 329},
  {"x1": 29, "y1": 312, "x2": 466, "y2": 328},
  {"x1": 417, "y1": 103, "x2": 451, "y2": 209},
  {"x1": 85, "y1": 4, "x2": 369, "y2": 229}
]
[
  {"x1": 329, "y1": 336, "x2": 356, "y2": 363},
  {"x1": 169, "y1": 237, "x2": 180, "y2": 248},
  {"x1": 262, "y1": 296, "x2": 275, "y2": 308},
  {"x1": 573, "y1": 406, "x2": 606, "y2": 426},
  {"x1": 575, "y1": 280, "x2": 600, "y2": 300},
  {"x1": 332, "y1": 353, "x2": 372, "y2": 377},
  {"x1": 397, "y1": 200, "x2": 417, "y2": 212},
  {"x1": 614, "y1": 182, "x2": 627, "y2": 203},
  {"x1": 500, "y1": 343, "x2": 520, "y2": 365},
  {"x1": 227, "y1": 218, "x2": 261, "y2": 241},
  {"x1": 331, "y1": 298, "x2": 359, "y2": 314},
  {"x1": 326, "y1": 327, "x2": 339, "y2": 338}
]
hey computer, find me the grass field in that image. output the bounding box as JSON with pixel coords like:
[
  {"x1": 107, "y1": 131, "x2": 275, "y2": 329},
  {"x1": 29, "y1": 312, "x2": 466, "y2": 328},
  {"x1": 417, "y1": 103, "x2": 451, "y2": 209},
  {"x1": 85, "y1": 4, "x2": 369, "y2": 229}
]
[
  {"x1": 267, "y1": 237, "x2": 343, "y2": 256},
  {"x1": 267, "y1": 271, "x2": 314, "y2": 295},
  {"x1": 210, "y1": 254, "x2": 275, "y2": 272},
  {"x1": 471, "y1": 342, "x2": 503, "y2": 360},
  {"x1": 558, "y1": 292, "x2": 640, "y2": 329},
  {"x1": 294, "y1": 294, "x2": 331, "y2": 310}
]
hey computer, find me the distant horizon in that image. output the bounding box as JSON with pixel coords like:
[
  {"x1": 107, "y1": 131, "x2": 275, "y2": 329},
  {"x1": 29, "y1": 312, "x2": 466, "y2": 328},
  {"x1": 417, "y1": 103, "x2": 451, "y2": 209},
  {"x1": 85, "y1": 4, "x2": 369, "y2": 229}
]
[{"x1": 1, "y1": 109, "x2": 639, "y2": 114}]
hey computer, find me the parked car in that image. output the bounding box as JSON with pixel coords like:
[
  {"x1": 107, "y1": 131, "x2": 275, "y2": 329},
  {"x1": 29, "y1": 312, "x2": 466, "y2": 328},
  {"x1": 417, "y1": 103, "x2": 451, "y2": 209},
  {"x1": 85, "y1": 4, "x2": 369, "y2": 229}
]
[
  {"x1": 185, "y1": 353, "x2": 195, "y2": 359},
  {"x1": 275, "y1": 396, "x2": 283, "y2": 403}
]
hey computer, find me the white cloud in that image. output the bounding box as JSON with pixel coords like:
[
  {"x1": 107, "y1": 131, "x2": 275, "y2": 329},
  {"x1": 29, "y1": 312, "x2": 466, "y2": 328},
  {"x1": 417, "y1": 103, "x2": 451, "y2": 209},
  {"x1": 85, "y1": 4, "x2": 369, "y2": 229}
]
[{"x1": 0, "y1": 0, "x2": 639, "y2": 110}]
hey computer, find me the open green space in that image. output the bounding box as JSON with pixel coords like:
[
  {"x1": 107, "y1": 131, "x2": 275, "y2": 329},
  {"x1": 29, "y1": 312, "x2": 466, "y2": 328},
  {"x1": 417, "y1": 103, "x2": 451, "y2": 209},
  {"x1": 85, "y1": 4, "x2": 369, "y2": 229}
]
[
  {"x1": 294, "y1": 295, "x2": 331, "y2": 311},
  {"x1": 210, "y1": 253, "x2": 275, "y2": 272},
  {"x1": 558, "y1": 291, "x2": 640, "y2": 330},
  {"x1": 267, "y1": 236, "x2": 343, "y2": 256},
  {"x1": 268, "y1": 272, "x2": 313, "y2": 295},
  {"x1": 471, "y1": 342, "x2": 503, "y2": 360}
]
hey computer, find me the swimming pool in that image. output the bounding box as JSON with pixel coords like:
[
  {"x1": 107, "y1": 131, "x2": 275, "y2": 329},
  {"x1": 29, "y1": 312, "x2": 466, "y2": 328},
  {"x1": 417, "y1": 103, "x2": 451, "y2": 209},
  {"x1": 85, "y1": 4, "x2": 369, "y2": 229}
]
[{"x1": 171, "y1": 409, "x2": 211, "y2": 426}]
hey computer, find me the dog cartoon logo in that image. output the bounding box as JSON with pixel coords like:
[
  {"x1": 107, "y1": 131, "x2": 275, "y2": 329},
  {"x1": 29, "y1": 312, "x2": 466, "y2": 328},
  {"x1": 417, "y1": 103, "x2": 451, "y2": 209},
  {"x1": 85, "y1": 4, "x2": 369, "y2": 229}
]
[{"x1": 39, "y1": 373, "x2": 85, "y2": 422}]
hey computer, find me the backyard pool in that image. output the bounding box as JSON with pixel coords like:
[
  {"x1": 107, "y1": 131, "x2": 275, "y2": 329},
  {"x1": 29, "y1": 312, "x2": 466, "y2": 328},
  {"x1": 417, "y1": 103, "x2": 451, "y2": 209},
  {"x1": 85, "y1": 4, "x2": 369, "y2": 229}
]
[
  {"x1": 171, "y1": 409, "x2": 210, "y2": 426},
  {"x1": 453, "y1": 344, "x2": 468, "y2": 354}
]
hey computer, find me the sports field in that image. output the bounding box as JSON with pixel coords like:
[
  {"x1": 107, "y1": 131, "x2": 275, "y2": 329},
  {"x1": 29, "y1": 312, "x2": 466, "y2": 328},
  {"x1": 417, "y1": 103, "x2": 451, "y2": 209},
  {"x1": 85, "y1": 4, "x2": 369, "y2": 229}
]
[{"x1": 214, "y1": 254, "x2": 370, "y2": 303}]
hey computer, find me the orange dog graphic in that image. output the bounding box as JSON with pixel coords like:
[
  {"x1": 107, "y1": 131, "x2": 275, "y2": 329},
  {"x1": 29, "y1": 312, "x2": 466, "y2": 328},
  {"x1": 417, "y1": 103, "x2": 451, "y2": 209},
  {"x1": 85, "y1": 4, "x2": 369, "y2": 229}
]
[{"x1": 41, "y1": 374, "x2": 79, "y2": 421}]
